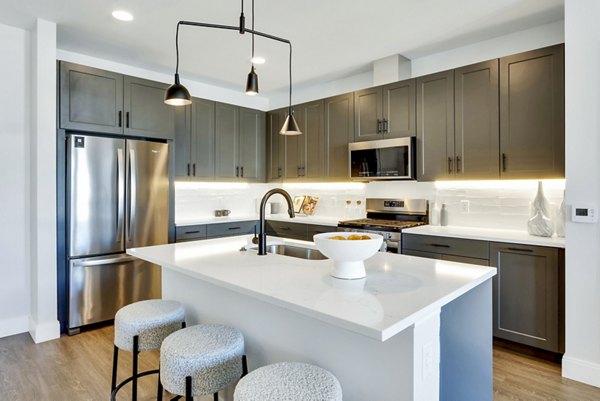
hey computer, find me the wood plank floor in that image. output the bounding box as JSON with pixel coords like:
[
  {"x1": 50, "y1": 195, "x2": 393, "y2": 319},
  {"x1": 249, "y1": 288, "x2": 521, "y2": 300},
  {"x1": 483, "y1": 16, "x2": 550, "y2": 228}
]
[{"x1": 1, "y1": 325, "x2": 599, "y2": 400}]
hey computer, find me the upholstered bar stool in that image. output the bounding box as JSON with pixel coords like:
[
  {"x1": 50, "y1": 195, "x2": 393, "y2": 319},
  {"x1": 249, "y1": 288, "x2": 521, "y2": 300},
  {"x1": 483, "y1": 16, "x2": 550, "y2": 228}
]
[
  {"x1": 234, "y1": 362, "x2": 343, "y2": 401},
  {"x1": 160, "y1": 324, "x2": 248, "y2": 401},
  {"x1": 111, "y1": 299, "x2": 186, "y2": 401}
]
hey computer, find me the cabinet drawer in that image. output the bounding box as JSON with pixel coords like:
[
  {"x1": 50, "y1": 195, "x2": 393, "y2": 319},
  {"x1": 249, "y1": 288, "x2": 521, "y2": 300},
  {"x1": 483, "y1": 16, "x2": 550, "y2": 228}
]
[
  {"x1": 402, "y1": 234, "x2": 489, "y2": 260},
  {"x1": 307, "y1": 224, "x2": 336, "y2": 241},
  {"x1": 402, "y1": 249, "x2": 442, "y2": 260},
  {"x1": 207, "y1": 221, "x2": 258, "y2": 238},
  {"x1": 175, "y1": 225, "x2": 207, "y2": 242},
  {"x1": 266, "y1": 221, "x2": 307, "y2": 240}
]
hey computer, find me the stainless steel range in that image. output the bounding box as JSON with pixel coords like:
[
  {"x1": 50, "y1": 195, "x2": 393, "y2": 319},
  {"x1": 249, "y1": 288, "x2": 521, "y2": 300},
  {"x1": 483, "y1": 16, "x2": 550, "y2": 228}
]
[{"x1": 337, "y1": 199, "x2": 428, "y2": 253}]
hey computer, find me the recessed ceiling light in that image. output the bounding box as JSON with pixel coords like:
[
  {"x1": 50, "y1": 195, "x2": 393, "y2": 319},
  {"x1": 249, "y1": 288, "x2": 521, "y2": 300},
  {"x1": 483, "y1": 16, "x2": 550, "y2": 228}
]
[
  {"x1": 251, "y1": 56, "x2": 266, "y2": 65},
  {"x1": 112, "y1": 10, "x2": 134, "y2": 22}
]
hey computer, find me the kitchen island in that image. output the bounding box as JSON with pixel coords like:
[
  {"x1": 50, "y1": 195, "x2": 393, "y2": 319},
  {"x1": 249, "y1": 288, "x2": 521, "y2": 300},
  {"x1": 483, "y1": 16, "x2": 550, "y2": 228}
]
[{"x1": 129, "y1": 236, "x2": 496, "y2": 401}]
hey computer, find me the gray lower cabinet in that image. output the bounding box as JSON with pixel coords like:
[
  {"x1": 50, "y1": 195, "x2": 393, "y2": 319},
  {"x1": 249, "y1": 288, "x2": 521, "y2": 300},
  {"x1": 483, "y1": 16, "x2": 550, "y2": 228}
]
[
  {"x1": 175, "y1": 225, "x2": 207, "y2": 242},
  {"x1": 176, "y1": 221, "x2": 258, "y2": 242},
  {"x1": 215, "y1": 104, "x2": 265, "y2": 182},
  {"x1": 266, "y1": 221, "x2": 335, "y2": 241},
  {"x1": 59, "y1": 61, "x2": 174, "y2": 139},
  {"x1": 174, "y1": 98, "x2": 215, "y2": 180},
  {"x1": 402, "y1": 234, "x2": 489, "y2": 261},
  {"x1": 354, "y1": 79, "x2": 416, "y2": 142},
  {"x1": 267, "y1": 109, "x2": 286, "y2": 181},
  {"x1": 324, "y1": 93, "x2": 354, "y2": 180},
  {"x1": 490, "y1": 242, "x2": 562, "y2": 352},
  {"x1": 500, "y1": 44, "x2": 564, "y2": 179}
]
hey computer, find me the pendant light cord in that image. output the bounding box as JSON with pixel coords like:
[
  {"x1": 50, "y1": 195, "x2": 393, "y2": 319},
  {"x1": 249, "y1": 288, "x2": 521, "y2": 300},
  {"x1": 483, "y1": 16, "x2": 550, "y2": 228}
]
[
  {"x1": 289, "y1": 42, "x2": 293, "y2": 112},
  {"x1": 175, "y1": 22, "x2": 181, "y2": 76},
  {"x1": 251, "y1": 0, "x2": 255, "y2": 65}
]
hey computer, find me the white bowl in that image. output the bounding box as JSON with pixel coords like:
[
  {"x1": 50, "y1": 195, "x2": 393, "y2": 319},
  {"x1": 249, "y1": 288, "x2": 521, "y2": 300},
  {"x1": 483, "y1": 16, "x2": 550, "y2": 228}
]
[{"x1": 313, "y1": 232, "x2": 383, "y2": 279}]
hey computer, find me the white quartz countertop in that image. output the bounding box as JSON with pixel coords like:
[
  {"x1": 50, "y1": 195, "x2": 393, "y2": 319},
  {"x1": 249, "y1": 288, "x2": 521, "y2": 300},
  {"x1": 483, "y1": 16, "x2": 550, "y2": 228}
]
[
  {"x1": 128, "y1": 235, "x2": 496, "y2": 341},
  {"x1": 403, "y1": 225, "x2": 565, "y2": 248},
  {"x1": 176, "y1": 214, "x2": 342, "y2": 227}
]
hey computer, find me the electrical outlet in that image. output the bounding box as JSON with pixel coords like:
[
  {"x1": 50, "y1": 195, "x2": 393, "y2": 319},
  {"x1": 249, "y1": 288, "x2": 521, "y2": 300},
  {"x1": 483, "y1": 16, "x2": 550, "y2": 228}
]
[{"x1": 460, "y1": 200, "x2": 470, "y2": 213}]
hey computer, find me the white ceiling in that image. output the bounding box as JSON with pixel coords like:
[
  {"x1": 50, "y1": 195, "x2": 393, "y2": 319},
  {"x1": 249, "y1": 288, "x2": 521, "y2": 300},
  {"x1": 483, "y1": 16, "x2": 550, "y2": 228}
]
[{"x1": 0, "y1": 0, "x2": 563, "y2": 95}]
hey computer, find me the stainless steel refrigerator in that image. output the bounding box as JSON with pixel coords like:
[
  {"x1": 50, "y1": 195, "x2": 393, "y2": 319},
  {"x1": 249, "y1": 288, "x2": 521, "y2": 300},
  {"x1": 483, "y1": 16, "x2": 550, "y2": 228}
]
[{"x1": 66, "y1": 134, "x2": 169, "y2": 334}]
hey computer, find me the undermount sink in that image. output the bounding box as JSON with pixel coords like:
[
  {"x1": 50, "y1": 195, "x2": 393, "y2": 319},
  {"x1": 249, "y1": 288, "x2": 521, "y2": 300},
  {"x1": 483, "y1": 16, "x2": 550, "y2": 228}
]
[{"x1": 249, "y1": 244, "x2": 328, "y2": 260}]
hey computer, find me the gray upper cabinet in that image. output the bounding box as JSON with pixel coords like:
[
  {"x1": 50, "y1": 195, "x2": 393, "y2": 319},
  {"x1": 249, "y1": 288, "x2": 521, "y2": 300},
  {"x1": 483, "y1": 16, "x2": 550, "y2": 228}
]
[
  {"x1": 239, "y1": 107, "x2": 266, "y2": 182},
  {"x1": 500, "y1": 44, "x2": 565, "y2": 179},
  {"x1": 59, "y1": 62, "x2": 124, "y2": 135},
  {"x1": 286, "y1": 101, "x2": 324, "y2": 180},
  {"x1": 267, "y1": 109, "x2": 286, "y2": 181},
  {"x1": 324, "y1": 93, "x2": 354, "y2": 180},
  {"x1": 354, "y1": 79, "x2": 416, "y2": 142},
  {"x1": 215, "y1": 103, "x2": 240, "y2": 180},
  {"x1": 59, "y1": 61, "x2": 174, "y2": 139},
  {"x1": 174, "y1": 99, "x2": 215, "y2": 180},
  {"x1": 215, "y1": 103, "x2": 265, "y2": 182},
  {"x1": 123, "y1": 76, "x2": 175, "y2": 139},
  {"x1": 490, "y1": 242, "x2": 561, "y2": 352},
  {"x1": 454, "y1": 60, "x2": 500, "y2": 180},
  {"x1": 416, "y1": 70, "x2": 455, "y2": 181}
]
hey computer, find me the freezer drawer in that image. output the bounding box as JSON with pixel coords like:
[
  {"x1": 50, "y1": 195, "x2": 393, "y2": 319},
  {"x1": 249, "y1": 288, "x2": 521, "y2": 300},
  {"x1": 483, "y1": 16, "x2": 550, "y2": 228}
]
[{"x1": 69, "y1": 254, "x2": 161, "y2": 331}]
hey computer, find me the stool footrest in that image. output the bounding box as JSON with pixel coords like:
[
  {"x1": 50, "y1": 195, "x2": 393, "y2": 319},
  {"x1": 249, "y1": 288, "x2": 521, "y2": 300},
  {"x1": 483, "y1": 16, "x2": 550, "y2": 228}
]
[{"x1": 110, "y1": 369, "x2": 160, "y2": 401}]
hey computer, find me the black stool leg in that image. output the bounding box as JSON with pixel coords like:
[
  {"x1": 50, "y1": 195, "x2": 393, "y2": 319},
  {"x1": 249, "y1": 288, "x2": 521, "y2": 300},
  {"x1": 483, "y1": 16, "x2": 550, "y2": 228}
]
[
  {"x1": 213, "y1": 392, "x2": 218, "y2": 401},
  {"x1": 182, "y1": 321, "x2": 186, "y2": 329},
  {"x1": 241, "y1": 355, "x2": 248, "y2": 377},
  {"x1": 185, "y1": 376, "x2": 193, "y2": 401},
  {"x1": 111, "y1": 345, "x2": 119, "y2": 392},
  {"x1": 157, "y1": 363, "x2": 163, "y2": 401},
  {"x1": 132, "y1": 335, "x2": 139, "y2": 401}
]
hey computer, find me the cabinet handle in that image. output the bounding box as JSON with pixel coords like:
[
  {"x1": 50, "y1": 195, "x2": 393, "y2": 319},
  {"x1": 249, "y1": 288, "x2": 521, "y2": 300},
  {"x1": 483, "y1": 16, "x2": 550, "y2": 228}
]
[
  {"x1": 297, "y1": 166, "x2": 301, "y2": 176},
  {"x1": 236, "y1": 166, "x2": 239, "y2": 177},
  {"x1": 502, "y1": 153, "x2": 507, "y2": 172},
  {"x1": 377, "y1": 119, "x2": 382, "y2": 134},
  {"x1": 187, "y1": 163, "x2": 190, "y2": 176},
  {"x1": 507, "y1": 247, "x2": 533, "y2": 253},
  {"x1": 228, "y1": 226, "x2": 242, "y2": 230},
  {"x1": 118, "y1": 111, "x2": 122, "y2": 127},
  {"x1": 126, "y1": 112, "x2": 130, "y2": 128},
  {"x1": 184, "y1": 230, "x2": 200, "y2": 234},
  {"x1": 280, "y1": 226, "x2": 291, "y2": 230},
  {"x1": 241, "y1": 166, "x2": 244, "y2": 177},
  {"x1": 430, "y1": 243, "x2": 451, "y2": 248},
  {"x1": 448, "y1": 157, "x2": 453, "y2": 174},
  {"x1": 193, "y1": 163, "x2": 196, "y2": 176},
  {"x1": 278, "y1": 167, "x2": 282, "y2": 178},
  {"x1": 456, "y1": 156, "x2": 461, "y2": 173},
  {"x1": 383, "y1": 118, "x2": 389, "y2": 133}
]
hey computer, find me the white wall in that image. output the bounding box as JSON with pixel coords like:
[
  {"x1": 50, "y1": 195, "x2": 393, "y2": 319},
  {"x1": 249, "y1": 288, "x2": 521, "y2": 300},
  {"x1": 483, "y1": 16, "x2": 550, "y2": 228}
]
[
  {"x1": 0, "y1": 23, "x2": 30, "y2": 338},
  {"x1": 562, "y1": 0, "x2": 600, "y2": 387},
  {"x1": 269, "y1": 20, "x2": 564, "y2": 109}
]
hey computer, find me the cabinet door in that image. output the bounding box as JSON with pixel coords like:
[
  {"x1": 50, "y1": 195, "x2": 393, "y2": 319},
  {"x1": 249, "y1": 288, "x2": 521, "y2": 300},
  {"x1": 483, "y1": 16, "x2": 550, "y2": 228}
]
[
  {"x1": 191, "y1": 98, "x2": 215, "y2": 179},
  {"x1": 324, "y1": 93, "x2": 354, "y2": 180},
  {"x1": 455, "y1": 60, "x2": 500, "y2": 180},
  {"x1": 354, "y1": 87, "x2": 383, "y2": 141},
  {"x1": 490, "y1": 243, "x2": 559, "y2": 352},
  {"x1": 267, "y1": 109, "x2": 286, "y2": 181},
  {"x1": 173, "y1": 106, "x2": 192, "y2": 179},
  {"x1": 215, "y1": 103, "x2": 239, "y2": 179},
  {"x1": 499, "y1": 44, "x2": 564, "y2": 179},
  {"x1": 285, "y1": 108, "x2": 302, "y2": 180},
  {"x1": 300, "y1": 100, "x2": 324, "y2": 180},
  {"x1": 59, "y1": 62, "x2": 124, "y2": 134},
  {"x1": 124, "y1": 76, "x2": 175, "y2": 139},
  {"x1": 382, "y1": 79, "x2": 416, "y2": 138},
  {"x1": 239, "y1": 108, "x2": 265, "y2": 182},
  {"x1": 416, "y1": 70, "x2": 455, "y2": 181}
]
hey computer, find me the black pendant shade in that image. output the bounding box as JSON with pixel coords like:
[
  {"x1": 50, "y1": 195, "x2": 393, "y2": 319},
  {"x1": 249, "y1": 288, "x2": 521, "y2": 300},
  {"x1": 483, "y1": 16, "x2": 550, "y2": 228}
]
[
  {"x1": 245, "y1": 66, "x2": 259, "y2": 96},
  {"x1": 164, "y1": 73, "x2": 192, "y2": 106},
  {"x1": 280, "y1": 109, "x2": 302, "y2": 135}
]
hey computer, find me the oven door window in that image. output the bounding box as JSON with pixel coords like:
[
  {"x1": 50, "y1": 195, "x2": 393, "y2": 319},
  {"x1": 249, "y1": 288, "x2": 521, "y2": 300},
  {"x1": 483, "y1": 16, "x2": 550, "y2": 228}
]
[{"x1": 350, "y1": 146, "x2": 409, "y2": 178}]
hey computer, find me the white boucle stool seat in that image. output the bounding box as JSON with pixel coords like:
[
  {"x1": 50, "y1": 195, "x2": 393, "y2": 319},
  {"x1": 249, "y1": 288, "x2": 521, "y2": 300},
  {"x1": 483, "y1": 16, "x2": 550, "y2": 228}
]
[
  {"x1": 114, "y1": 299, "x2": 185, "y2": 352},
  {"x1": 160, "y1": 324, "x2": 245, "y2": 396},
  {"x1": 234, "y1": 362, "x2": 343, "y2": 401}
]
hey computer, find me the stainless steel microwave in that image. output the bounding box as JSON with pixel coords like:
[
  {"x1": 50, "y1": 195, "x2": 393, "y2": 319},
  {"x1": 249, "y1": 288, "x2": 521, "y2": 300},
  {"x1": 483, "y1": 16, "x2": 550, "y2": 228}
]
[{"x1": 348, "y1": 137, "x2": 416, "y2": 181}]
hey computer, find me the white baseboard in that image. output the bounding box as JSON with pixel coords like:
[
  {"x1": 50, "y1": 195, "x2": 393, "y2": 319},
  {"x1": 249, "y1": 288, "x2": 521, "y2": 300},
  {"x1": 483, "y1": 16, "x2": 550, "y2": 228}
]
[
  {"x1": 562, "y1": 355, "x2": 600, "y2": 388},
  {"x1": 0, "y1": 315, "x2": 29, "y2": 338},
  {"x1": 28, "y1": 316, "x2": 60, "y2": 343}
]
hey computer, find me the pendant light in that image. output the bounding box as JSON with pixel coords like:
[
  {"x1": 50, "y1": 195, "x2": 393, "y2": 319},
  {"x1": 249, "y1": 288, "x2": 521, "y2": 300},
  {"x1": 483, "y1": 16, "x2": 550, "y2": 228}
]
[
  {"x1": 245, "y1": 0, "x2": 259, "y2": 96},
  {"x1": 164, "y1": 0, "x2": 301, "y2": 135}
]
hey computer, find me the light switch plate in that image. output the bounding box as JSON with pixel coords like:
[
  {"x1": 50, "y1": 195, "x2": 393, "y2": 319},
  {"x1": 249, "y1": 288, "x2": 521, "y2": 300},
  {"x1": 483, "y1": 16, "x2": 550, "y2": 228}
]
[
  {"x1": 460, "y1": 200, "x2": 470, "y2": 213},
  {"x1": 571, "y1": 204, "x2": 598, "y2": 223}
]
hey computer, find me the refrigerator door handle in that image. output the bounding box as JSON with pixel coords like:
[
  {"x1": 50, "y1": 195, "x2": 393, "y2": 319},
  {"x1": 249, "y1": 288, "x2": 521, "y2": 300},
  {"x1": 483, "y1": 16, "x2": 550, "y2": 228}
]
[
  {"x1": 116, "y1": 148, "x2": 125, "y2": 242},
  {"x1": 72, "y1": 255, "x2": 137, "y2": 267},
  {"x1": 127, "y1": 148, "x2": 137, "y2": 242}
]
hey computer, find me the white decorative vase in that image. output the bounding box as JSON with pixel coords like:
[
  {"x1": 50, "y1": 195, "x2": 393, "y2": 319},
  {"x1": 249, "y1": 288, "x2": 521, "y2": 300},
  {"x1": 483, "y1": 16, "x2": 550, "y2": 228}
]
[
  {"x1": 556, "y1": 190, "x2": 566, "y2": 238},
  {"x1": 527, "y1": 181, "x2": 553, "y2": 237}
]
